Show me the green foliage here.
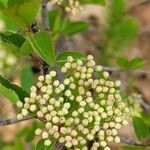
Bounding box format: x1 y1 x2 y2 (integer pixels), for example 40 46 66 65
27 31 56 65
56 51 86 65
129 58 146 70
0 74 29 102
0 0 8 9
0 12 19 32
100 0 139 65
132 116 150 140
0 31 25 48
61 19 88 36
2 0 40 26
0 83 19 102
120 146 145 150
116 57 145 70
36 139 56 150
20 39 32 55
21 64 33 93
48 9 88 40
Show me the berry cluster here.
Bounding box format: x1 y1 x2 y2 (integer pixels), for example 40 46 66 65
0 46 17 75
17 55 129 150
51 0 82 15
126 93 142 117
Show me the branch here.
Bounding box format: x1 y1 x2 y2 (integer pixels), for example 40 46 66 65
41 0 50 31
119 135 150 146
0 116 34 126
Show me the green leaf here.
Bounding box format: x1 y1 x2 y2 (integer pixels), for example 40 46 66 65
20 39 32 55
0 0 8 8
129 57 146 70
27 31 56 65
62 19 88 36
132 116 150 140
48 8 62 33
0 74 29 102
21 64 33 93
0 83 19 103
56 51 86 65
36 140 46 150
3 0 40 26
0 12 19 32
0 32 25 48
120 146 145 150
116 56 129 69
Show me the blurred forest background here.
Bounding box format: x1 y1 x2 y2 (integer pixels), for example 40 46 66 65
0 0 150 150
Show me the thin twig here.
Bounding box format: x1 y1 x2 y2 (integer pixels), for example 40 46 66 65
41 0 50 31
0 116 34 126
119 135 150 146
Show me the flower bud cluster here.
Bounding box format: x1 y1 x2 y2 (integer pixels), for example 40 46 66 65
17 55 129 150
0 47 17 75
126 93 142 117
51 0 82 15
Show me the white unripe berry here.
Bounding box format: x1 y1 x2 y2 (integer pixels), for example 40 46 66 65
58 97 64 102
16 101 23 108
30 92 36 98
71 130 77 137
67 56 73 62
96 65 102 71
87 55 94 60
47 105 54 111
44 139 51 146
59 137 65 143
22 109 28 116
103 71 109 79
100 141 107 147
70 83 76 89
77 60 83 66
65 142 72 148
38 75 44 81
41 107 48 114
80 139 86 145
72 138 78 145
35 128 42 135
42 131 49 139
76 96 82 102
24 97 30 103
115 80 121 87
37 111 43 117
53 132 60 139
61 67 67 73
30 105 36 112
64 103 71 109
45 122 52 129
50 110 57 116
80 101 86 107
122 119 128 125
64 78 70 85
114 136 121 143
87 134 94 140
45 114 52 121
53 80 59 87
104 146 111 150
50 71 56 77
17 114 23 120
71 63 77 69
65 90 71 97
